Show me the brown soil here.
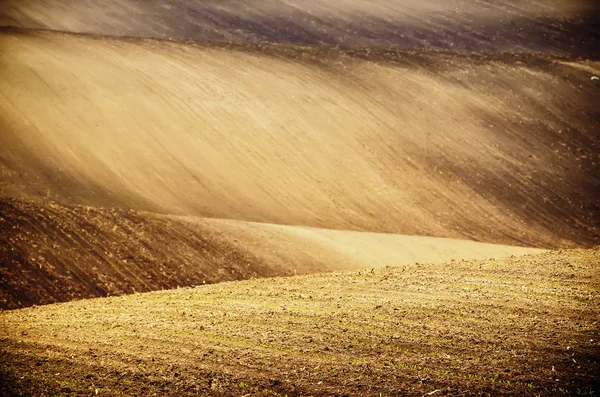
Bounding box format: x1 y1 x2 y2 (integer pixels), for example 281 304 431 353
1 0 598 56
0 196 543 309
0 2 598 395
0 197 288 310
1 248 598 396
1 30 598 249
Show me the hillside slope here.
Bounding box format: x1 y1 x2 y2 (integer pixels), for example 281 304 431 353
1 29 598 247
1 0 598 55
0 197 543 309
1 248 598 396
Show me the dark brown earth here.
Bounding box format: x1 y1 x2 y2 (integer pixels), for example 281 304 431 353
1 197 544 310
1 0 599 56
1 248 598 396
0 197 287 310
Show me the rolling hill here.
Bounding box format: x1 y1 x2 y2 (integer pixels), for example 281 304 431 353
0 196 544 309
1 0 598 55
0 1 598 395
1 248 598 396
1 27 598 308
1 29 598 249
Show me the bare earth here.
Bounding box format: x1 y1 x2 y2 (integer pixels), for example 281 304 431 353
0 197 543 309
2 27 597 310
1 30 598 248
1 0 598 55
0 1 599 395
1 248 598 396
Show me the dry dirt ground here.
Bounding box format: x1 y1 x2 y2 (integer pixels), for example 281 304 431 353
1 248 598 396
1 0 598 56
0 1 599 395
1 29 598 248
0 197 543 309
2 27 597 311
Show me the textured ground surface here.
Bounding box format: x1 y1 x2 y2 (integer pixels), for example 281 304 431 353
0 2 598 395
1 248 598 396
1 0 598 56
0 197 544 309
1 28 598 309
1 30 598 249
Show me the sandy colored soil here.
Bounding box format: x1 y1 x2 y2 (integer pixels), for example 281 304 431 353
0 197 544 309
0 1 598 394
0 0 598 55
1 29 598 249
1 248 598 396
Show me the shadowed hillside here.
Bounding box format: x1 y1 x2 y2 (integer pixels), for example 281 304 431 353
1 30 598 249
0 197 544 309
1 0 599 56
